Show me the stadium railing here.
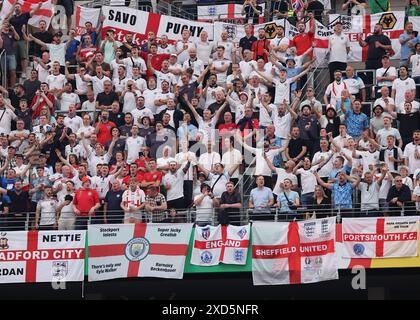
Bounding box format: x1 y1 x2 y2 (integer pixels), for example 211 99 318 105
0 49 6 90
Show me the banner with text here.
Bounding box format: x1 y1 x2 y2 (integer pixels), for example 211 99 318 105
101 6 214 46
252 218 338 286
0 231 85 283
88 223 193 282
75 5 101 36
342 217 419 258
191 224 250 266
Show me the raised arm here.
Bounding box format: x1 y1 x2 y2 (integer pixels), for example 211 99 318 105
182 93 200 122
313 171 333 190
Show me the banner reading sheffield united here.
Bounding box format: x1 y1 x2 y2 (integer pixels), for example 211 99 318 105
88 223 193 282
252 218 338 286
0 231 86 283
191 224 250 266
342 217 419 258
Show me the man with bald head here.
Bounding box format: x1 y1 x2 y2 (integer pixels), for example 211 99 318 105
182 47 204 78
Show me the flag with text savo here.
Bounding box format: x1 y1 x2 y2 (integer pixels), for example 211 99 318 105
342 217 419 258
0 230 86 283
88 223 193 282
252 217 338 286
191 224 250 266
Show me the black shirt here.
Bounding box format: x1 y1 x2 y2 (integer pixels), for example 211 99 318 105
306 1 324 22
104 189 124 222
288 138 307 160
179 81 199 112
109 111 125 127
220 191 241 214
239 35 258 53
119 124 133 137
7 190 29 213
96 91 119 107
32 31 53 57
365 34 391 62
105 138 126 164
9 12 31 38
15 109 33 130
386 185 412 204
23 79 41 102
396 112 420 138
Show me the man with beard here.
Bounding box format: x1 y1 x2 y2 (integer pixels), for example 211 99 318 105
297 104 321 158
163 160 191 210
251 28 270 63
359 23 392 70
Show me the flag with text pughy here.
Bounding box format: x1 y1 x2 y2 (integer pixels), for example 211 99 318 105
0 231 86 283
191 224 250 266
252 218 338 286
88 223 193 282
0 0 54 28
342 217 419 258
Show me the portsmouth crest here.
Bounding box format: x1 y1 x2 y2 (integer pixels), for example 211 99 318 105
237 227 247 239
201 251 213 264
353 243 365 256
0 233 9 250
125 237 150 261
52 261 68 280
201 227 211 240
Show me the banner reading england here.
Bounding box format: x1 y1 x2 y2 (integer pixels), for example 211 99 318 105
101 6 214 45
342 217 419 258
88 223 193 282
191 224 250 266
252 218 338 286
0 231 86 283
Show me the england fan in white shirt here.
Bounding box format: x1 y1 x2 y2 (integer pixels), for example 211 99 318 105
131 66 148 92
121 80 141 114
327 21 350 82
376 55 397 90
396 90 420 113
58 82 81 111
46 61 66 95
64 63 89 96
343 66 366 101
117 46 147 79
211 46 231 87
34 52 52 83
270 25 290 61
324 70 347 109
110 48 125 80
63 104 83 133
121 178 146 223
176 29 196 65
410 42 420 83
142 77 160 113
131 96 155 125
77 113 95 141
82 65 111 98
150 59 177 89
255 91 274 128
82 135 117 176
158 35 175 55
262 97 299 140
216 31 235 61
154 81 175 115
239 50 258 81
373 86 395 113
125 125 145 164
312 138 334 179
199 142 221 172
182 48 205 77
203 74 224 108
112 65 130 95
163 160 190 210
195 30 214 66
64 132 84 160
91 164 122 201
391 65 416 108
404 130 420 175
56 181 76 230
35 186 58 230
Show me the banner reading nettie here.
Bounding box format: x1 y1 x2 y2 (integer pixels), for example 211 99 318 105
342 217 419 258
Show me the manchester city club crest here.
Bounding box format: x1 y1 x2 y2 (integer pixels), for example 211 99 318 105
237 228 247 239
234 249 245 263
52 261 68 280
0 233 9 250
201 227 211 240
353 243 365 256
125 237 150 261
201 251 213 264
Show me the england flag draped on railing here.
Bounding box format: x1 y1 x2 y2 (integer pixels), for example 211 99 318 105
342 217 419 258
191 224 250 266
252 218 338 286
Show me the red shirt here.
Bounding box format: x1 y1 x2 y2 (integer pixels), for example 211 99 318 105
290 31 314 57
134 157 151 171
142 171 162 194
73 188 100 216
251 39 270 63
140 52 171 78
96 121 116 145
122 173 144 186
31 93 55 118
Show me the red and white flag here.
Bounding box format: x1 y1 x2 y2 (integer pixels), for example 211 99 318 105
0 0 54 28
88 223 193 282
191 224 250 266
342 217 419 258
0 231 86 284
75 5 101 36
197 3 265 22
252 218 338 286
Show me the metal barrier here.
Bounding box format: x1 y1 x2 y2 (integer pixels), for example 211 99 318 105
2 204 417 231
0 49 7 89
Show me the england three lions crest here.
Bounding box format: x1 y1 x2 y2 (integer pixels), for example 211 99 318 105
52 261 68 280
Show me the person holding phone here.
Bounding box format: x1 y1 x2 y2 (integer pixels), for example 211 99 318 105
144 185 167 223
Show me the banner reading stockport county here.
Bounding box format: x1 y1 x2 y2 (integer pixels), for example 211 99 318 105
252 217 338 286
0 231 86 283
342 217 419 258
88 223 193 282
101 6 214 46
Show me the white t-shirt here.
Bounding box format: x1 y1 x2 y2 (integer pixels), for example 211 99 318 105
271 111 292 139
64 115 83 133
194 194 213 222
343 76 365 95
355 150 380 176
273 168 298 196
58 193 75 220
110 59 124 80
410 54 420 77
312 150 334 178
37 198 58 226
196 40 214 65
91 175 115 199
46 43 66 66
175 151 196 181
216 40 235 60
154 70 177 88
35 61 52 83
65 143 84 160
239 60 257 80
60 92 80 112
358 182 380 211
414 185 420 212
131 107 154 125
162 169 185 201
122 89 141 114
392 77 416 107
329 33 350 63
376 66 397 87
122 56 147 79
403 143 420 175
125 136 145 164
325 81 347 107
88 153 110 176
271 36 290 60
84 75 111 97
213 58 231 83
199 152 221 172
143 88 161 113
113 77 130 94
377 127 402 146
273 78 292 104
0 108 17 134
296 168 317 195
182 58 204 76
221 148 242 179
176 40 196 65
46 73 66 92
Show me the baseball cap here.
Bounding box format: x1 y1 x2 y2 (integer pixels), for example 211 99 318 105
81 176 91 183
286 57 296 64
54 31 63 37
198 171 206 177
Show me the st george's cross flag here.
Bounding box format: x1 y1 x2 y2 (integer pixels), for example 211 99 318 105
88 223 193 282
0 231 86 283
75 5 101 36
342 217 419 258
191 224 250 266
252 218 338 286
0 0 54 28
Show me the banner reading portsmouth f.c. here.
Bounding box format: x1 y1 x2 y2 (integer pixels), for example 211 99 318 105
342 217 419 258
0 231 85 283
191 224 250 266
252 218 338 286
88 223 192 282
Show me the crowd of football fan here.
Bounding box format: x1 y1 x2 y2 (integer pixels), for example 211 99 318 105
0 0 419 231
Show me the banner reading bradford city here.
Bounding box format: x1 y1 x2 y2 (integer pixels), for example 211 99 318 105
0 231 86 283
101 6 214 45
88 223 193 281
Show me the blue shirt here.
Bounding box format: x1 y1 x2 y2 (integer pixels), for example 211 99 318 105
277 191 300 213
328 165 351 181
332 182 353 209
400 33 413 61
30 176 52 202
287 67 301 91
345 109 369 138
65 39 80 62
269 136 283 167
250 187 274 211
